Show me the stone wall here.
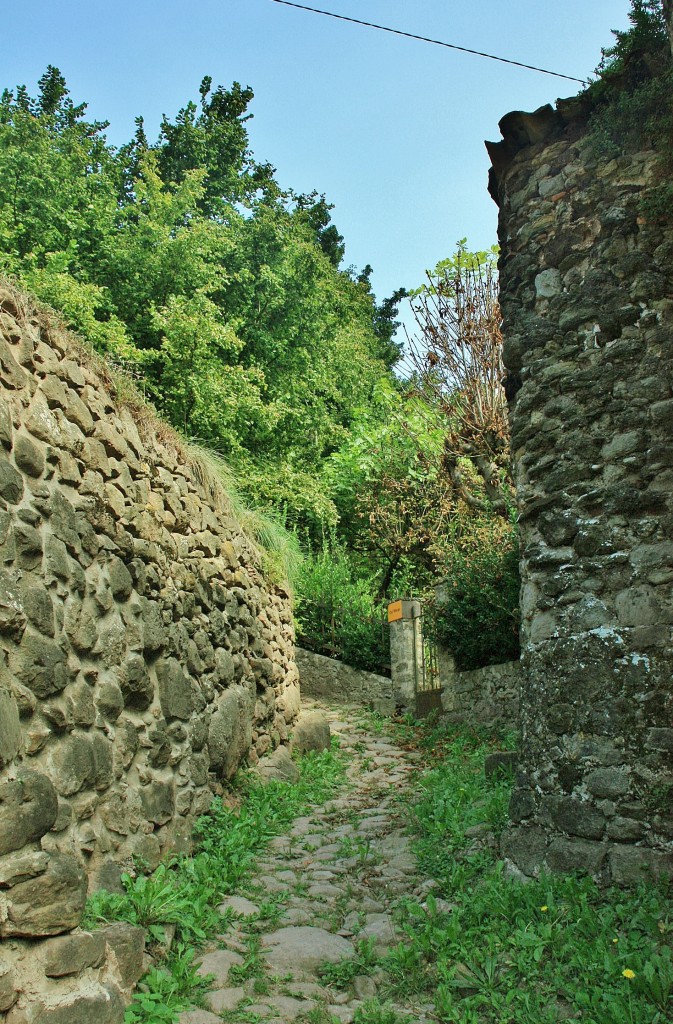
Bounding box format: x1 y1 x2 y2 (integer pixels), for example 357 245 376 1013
0 285 299 1017
296 648 395 715
440 655 520 731
487 88 673 882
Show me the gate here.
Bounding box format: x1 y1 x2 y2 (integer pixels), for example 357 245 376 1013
388 600 443 718
414 613 443 719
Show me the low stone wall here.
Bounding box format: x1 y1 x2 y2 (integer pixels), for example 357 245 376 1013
440 656 520 731
0 285 299 1019
296 648 395 715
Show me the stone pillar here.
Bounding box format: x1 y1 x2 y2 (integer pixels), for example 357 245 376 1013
388 600 422 712
487 98 673 885
437 646 457 715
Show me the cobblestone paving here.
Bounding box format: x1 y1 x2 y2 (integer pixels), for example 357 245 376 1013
179 700 435 1024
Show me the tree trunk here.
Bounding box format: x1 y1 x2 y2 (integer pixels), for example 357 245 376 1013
665 0 673 60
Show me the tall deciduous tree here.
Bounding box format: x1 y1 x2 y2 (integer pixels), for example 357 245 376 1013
405 243 511 518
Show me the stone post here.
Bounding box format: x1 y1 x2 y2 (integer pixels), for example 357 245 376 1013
388 600 422 712
437 646 457 714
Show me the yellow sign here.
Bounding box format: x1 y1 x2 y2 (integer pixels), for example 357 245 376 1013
388 600 403 623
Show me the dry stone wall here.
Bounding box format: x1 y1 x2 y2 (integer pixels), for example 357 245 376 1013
296 648 395 715
487 93 673 883
440 656 520 731
0 285 299 1018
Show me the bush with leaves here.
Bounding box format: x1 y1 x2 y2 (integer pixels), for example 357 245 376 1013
427 518 520 671
294 547 390 675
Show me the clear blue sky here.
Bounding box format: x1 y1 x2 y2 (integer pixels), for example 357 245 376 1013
4 1 632 326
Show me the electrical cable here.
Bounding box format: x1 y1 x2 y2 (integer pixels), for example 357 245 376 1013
269 0 587 85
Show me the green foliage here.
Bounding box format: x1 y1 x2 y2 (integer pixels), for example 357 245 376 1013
124 947 210 1024
0 68 399 540
294 546 390 674
428 521 520 671
587 1 673 229
588 68 673 160
379 715 673 1024
409 239 500 299
596 0 669 79
352 1001 410 1024
319 938 379 987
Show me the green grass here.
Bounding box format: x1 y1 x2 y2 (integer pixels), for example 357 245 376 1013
84 746 348 1024
377 716 673 1024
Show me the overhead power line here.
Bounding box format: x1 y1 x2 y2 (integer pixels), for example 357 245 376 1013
269 0 587 85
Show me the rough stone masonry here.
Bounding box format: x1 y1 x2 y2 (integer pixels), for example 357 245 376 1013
486 73 673 884
0 285 299 1019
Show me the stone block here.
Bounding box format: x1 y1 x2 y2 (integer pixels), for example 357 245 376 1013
0 460 23 503
0 850 49 886
0 964 18 1013
645 728 673 753
545 837 607 875
609 845 673 885
99 922 147 989
535 268 562 297
0 685 21 767
0 852 87 937
13 434 44 477
584 768 630 800
0 570 27 638
20 583 55 636
607 817 647 841
207 685 254 779
15 629 68 698
552 797 606 841
119 653 154 710
7 985 126 1024
139 598 164 651
0 400 13 450
43 929 107 976
48 732 96 797
500 826 548 877
108 556 133 601
255 745 300 785
140 780 174 825
291 710 331 754
0 770 58 856
96 680 124 721
156 657 193 721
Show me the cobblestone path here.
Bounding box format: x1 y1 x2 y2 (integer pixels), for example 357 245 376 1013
178 699 436 1024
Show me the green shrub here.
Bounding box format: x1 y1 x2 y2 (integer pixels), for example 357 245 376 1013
588 69 673 159
294 547 390 675
429 528 520 671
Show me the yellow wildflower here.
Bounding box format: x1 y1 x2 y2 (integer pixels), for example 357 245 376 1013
613 938 619 944
622 969 636 980
540 906 548 912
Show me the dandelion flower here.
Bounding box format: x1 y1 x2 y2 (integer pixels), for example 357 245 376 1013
613 938 619 944
540 906 548 912
622 969 636 979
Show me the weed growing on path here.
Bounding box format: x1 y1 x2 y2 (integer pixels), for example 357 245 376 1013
85 746 348 1024
319 937 379 988
384 716 673 1024
352 998 411 1024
